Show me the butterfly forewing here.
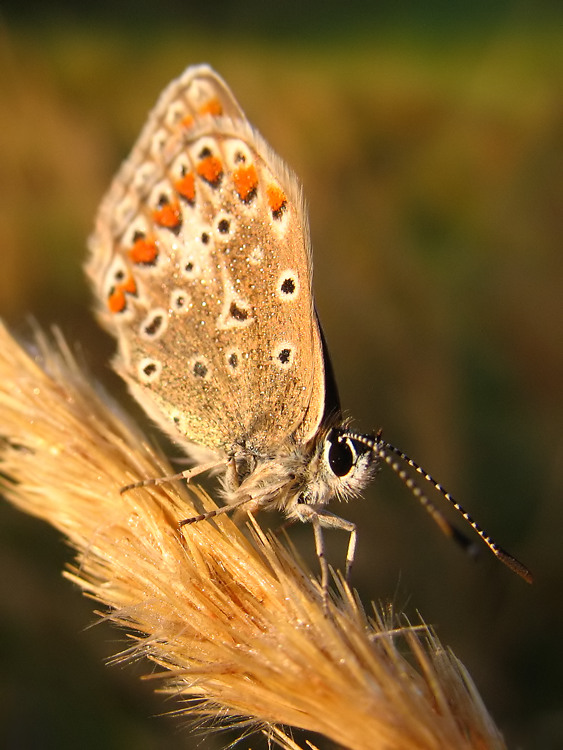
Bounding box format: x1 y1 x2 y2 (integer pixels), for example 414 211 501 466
87 66 325 455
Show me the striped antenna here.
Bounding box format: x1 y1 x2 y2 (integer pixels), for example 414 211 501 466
344 430 533 584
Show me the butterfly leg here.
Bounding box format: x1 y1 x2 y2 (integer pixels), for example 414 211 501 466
344 523 357 583
120 460 224 494
311 516 329 604
179 494 253 526
312 511 357 605
315 510 357 583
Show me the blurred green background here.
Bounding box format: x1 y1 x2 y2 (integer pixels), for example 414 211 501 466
0 2 561 748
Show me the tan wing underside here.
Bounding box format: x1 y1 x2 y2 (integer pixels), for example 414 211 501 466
87 65 326 455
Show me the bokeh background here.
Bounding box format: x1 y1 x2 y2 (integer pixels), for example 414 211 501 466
0 2 561 748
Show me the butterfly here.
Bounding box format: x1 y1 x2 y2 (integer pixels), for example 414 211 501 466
87 65 532 593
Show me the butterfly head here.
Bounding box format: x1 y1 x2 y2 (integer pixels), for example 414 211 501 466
295 427 380 510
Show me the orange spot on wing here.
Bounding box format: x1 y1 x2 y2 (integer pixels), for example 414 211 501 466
197 155 223 186
108 288 126 314
234 164 258 202
128 238 159 265
198 97 223 117
152 198 182 229
266 184 287 217
175 171 196 203
182 99 222 130
122 275 137 295
108 275 137 314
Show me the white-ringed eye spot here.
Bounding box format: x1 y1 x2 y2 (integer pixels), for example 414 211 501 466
217 217 231 234
277 270 299 301
170 289 191 313
224 139 251 167
229 300 250 323
138 358 162 384
273 342 295 369
123 217 149 248
188 137 214 162
149 180 169 205
107 257 127 287
140 308 168 340
181 255 202 279
216 264 254 330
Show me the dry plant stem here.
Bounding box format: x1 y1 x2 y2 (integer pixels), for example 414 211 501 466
0 322 507 750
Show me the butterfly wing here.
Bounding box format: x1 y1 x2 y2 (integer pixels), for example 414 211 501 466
87 65 326 456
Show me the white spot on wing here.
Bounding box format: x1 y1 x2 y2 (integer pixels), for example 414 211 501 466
140 308 168 340
138 357 162 384
123 217 149 248
216 263 253 330
276 270 299 301
248 245 264 266
272 342 296 369
170 288 192 313
149 181 174 211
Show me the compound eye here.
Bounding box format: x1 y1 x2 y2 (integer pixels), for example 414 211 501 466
328 438 355 477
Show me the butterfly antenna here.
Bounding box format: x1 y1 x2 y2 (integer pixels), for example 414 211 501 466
362 433 532 584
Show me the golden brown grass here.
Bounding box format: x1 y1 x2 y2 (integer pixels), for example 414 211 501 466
0 321 507 749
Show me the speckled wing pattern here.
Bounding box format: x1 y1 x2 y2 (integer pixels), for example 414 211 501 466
87 66 325 456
